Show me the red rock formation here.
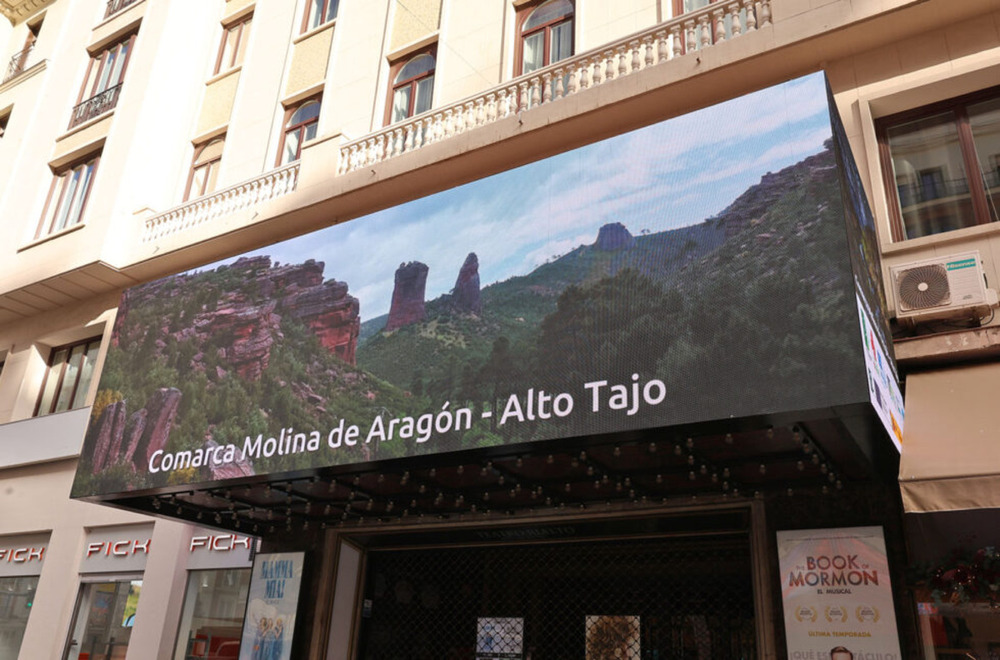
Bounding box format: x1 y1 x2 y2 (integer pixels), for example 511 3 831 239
452 252 482 314
90 401 127 474
134 388 182 471
121 409 147 467
279 279 360 364
196 302 281 381
386 261 429 331
127 256 361 382
595 222 635 251
267 259 325 291
229 255 272 274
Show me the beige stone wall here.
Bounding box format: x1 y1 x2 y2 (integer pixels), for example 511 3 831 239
224 0 255 20
324 0 391 136
219 0 296 183
389 0 441 52
286 23 333 97
197 68 240 135
579 0 657 52
49 114 110 164
435 0 505 105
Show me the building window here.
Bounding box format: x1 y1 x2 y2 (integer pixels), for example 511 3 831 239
174 569 251 660
185 137 225 201
34 336 101 417
878 87 1000 241
674 0 719 13
36 154 100 239
517 0 574 76
0 110 9 139
387 49 435 125
4 17 41 83
215 13 252 75
0 576 38 659
70 33 136 129
302 0 339 32
278 97 320 165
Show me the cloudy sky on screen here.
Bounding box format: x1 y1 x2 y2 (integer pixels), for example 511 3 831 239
202 73 832 320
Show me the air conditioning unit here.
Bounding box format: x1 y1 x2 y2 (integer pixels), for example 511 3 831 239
889 251 998 324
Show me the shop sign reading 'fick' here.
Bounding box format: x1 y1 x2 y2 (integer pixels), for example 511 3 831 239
0 533 49 577
189 534 253 553
71 72 900 498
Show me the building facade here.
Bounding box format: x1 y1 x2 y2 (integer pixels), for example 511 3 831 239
0 0 997 658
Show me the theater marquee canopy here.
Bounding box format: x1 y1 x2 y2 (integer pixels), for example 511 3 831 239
73 73 902 518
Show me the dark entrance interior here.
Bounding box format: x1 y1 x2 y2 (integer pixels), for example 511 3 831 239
356 513 757 660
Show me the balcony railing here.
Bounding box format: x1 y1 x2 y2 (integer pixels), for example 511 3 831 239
69 83 123 129
105 0 140 19
142 162 301 243
3 44 33 83
338 0 771 174
142 1 770 242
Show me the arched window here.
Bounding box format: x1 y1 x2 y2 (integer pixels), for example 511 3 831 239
518 0 574 75
185 137 225 201
388 51 436 124
279 98 321 165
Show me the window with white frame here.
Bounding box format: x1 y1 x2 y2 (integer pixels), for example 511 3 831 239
387 49 435 125
278 97 321 165
215 13 252 75
302 0 339 32
517 0 574 76
35 154 100 239
34 336 101 417
185 137 225 201
70 33 136 128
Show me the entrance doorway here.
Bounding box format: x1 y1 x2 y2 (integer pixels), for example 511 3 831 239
355 519 756 659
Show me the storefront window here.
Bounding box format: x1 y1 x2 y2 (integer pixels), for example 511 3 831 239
917 599 1000 659
64 578 142 660
0 576 37 660
174 569 251 660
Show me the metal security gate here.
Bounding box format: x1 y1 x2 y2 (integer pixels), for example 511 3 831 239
356 532 756 659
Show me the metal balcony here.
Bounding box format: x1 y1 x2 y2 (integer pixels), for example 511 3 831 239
3 44 32 83
105 0 139 19
69 83 123 129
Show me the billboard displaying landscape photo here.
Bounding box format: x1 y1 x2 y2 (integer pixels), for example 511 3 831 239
73 72 890 498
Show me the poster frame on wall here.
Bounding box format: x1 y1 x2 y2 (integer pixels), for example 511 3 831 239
237 551 305 660
777 526 902 660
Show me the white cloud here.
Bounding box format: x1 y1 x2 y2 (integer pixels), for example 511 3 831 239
204 74 833 319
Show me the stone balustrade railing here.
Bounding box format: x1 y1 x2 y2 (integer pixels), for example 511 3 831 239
338 0 770 174
142 162 299 243
141 2 769 242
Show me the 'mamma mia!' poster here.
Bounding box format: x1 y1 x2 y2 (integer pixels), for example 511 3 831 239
777 527 901 660
238 552 304 660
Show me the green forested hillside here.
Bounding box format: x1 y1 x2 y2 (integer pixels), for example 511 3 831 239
356 142 861 426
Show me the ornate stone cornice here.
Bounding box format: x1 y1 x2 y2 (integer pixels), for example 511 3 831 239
1 0 56 25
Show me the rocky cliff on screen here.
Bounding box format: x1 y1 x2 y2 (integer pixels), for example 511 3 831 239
451 252 482 314
120 256 360 379
385 261 429 331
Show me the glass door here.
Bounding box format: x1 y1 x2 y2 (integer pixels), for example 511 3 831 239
63 578 143 660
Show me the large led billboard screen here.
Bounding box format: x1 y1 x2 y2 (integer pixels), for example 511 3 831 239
72 73 899 498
